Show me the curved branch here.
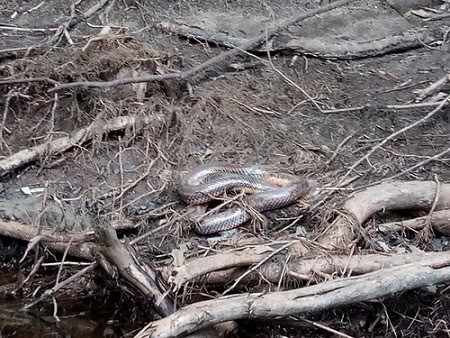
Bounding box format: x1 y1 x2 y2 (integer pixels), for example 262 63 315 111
319 181 450 249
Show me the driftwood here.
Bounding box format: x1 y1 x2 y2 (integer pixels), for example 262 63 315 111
138 251 450 338
0 114 164 176
318 181 450 249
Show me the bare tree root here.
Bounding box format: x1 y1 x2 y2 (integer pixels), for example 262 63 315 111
168 248 450 287
377 209 450 235
138 252 450 338
318 181 450 249
0 114 164 176
158 21 433 59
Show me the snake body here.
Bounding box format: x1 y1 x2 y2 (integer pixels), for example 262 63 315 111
179 163 310 235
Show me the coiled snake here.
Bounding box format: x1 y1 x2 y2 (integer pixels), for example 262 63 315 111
179 163 310 235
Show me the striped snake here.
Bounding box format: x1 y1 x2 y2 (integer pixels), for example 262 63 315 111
178 163 310 235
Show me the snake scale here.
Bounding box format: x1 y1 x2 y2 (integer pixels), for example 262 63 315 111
179 163 310 235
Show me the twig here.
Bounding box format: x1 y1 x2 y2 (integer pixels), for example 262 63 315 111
300 318 355 338
355 146 450 189
322 99 449 114
427 176 441 226
0 89 13 153
55 238 73 285
115 158 158 201
14 256 45 293
103 182 166 216
0 77 59 86
24 263 97 309
0 25 58 33
222 241 297 295
339 95 449 185
325 133 354 165
48 0 349 92
130 209 192 245
47 92 59 139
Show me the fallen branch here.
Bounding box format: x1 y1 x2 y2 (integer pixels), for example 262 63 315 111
0 218 136 261
0 114 164 176
48 0 349 92
138 251 450 338
0 219 97 261
318 181 450 249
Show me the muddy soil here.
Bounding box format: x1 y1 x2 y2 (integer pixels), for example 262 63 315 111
0 0 449 337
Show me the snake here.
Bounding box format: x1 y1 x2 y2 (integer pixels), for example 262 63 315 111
178 163 310 235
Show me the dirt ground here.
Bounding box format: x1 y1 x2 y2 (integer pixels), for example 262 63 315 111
0 0 450 337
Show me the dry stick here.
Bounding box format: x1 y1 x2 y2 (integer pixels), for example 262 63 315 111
55 238 73 285
300 318 355 338
355 146 450 189
339 95 449 186
322 99 449 114
14 256 46 293
48 0 349 92
0 90 13 152
0 77 60 86
427 176 442 227
139 253 450 338
24 263 97 309
325 133 355 165
130 209 192 245
222 241 297 295
114 158 158 201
